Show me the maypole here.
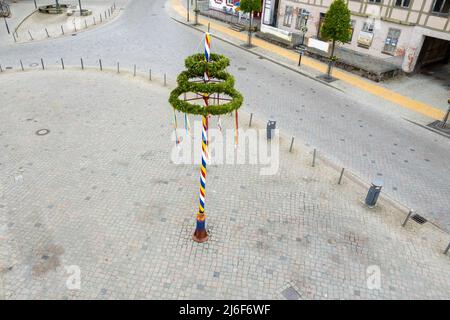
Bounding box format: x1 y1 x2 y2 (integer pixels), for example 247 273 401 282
193 33 212 243
169 34 243 244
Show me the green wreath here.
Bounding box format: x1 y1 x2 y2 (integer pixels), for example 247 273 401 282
169 53 243 116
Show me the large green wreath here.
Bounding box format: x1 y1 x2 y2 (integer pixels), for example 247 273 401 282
169 53 243 116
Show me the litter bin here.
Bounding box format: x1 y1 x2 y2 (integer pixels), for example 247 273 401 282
365 179 383 207
267 120 276 139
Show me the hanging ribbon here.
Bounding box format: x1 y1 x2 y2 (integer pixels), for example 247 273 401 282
234 109 239 147
173 108 181 146
184 113 191 136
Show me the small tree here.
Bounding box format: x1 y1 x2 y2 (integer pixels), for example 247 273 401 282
240 0 261 47
321 0 351 79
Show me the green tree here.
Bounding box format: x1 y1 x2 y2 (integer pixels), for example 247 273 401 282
321 0 351 79
239 0 261 47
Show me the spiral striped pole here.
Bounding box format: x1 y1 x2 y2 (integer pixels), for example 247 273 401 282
193 33 211 243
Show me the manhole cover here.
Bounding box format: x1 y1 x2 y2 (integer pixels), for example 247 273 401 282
411 214 427 225
36 129 50 136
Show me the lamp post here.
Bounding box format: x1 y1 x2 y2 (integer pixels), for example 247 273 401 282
297 9 309 67
78 0 82 16
194 0 199 25
187 0 190 22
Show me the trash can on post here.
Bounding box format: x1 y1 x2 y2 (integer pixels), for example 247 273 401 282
267 120 276 139
365 178 383 207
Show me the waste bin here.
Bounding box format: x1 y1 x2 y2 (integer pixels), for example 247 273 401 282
267 120 276 139
365 179 383 207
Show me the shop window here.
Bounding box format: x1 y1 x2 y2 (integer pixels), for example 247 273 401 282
383 28 401 54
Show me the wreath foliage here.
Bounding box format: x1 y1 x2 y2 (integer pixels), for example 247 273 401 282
169 53 243 116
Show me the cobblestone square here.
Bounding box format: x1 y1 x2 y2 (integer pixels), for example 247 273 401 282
0 69 448 299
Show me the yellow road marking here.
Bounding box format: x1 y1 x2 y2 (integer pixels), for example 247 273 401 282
171 0 444 119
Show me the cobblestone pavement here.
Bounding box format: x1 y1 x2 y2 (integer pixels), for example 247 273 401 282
0 0 449 231
0 70 449 299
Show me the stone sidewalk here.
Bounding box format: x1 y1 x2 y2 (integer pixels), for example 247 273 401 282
0 68 449 299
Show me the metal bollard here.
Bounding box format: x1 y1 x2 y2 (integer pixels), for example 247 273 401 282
12 32 16 42
80 58 84 70
266 120 276 139
61 25 64 35
28 30 33 40
93 17 96 25
0 64 2 72
100 13 103 22
249 113 253 127
40 58 44 70
338 167 345 185
149 69 152 80
99 59 103 71
20 60 24 71
45 28 49 38
164 73 167 86
61 58 65 69
117 62 120 73
312 148 316 167
134 65 136 76
289 136 295 153
444 242 450 255
85 20 88 29
441 100 450 128
365 179 383 207
402 210 414 227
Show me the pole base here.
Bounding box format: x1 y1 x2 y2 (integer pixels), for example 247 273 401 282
192 229 209 243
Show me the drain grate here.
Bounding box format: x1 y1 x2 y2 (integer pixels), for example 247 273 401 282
411 214 427 225
427 120 450 135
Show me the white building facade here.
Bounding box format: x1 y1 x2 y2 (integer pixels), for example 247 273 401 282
261 0 450 72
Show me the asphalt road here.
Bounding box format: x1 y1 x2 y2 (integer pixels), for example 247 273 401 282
1 0 449 231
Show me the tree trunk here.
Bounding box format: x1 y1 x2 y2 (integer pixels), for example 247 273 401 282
326 39 335 79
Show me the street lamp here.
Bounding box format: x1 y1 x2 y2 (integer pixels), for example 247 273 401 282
78 0 83 16
194 0 199 25
297 9 309 67
186 0 190 22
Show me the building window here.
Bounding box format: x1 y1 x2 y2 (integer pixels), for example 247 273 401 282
317 12 326 39
347 20 356 43
362 22 375 33
431 0 450 15
226 0 233 5
368 0 382 3
283 6 294 27
395 0 410 7
295 8 306 30
383 28 401 54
